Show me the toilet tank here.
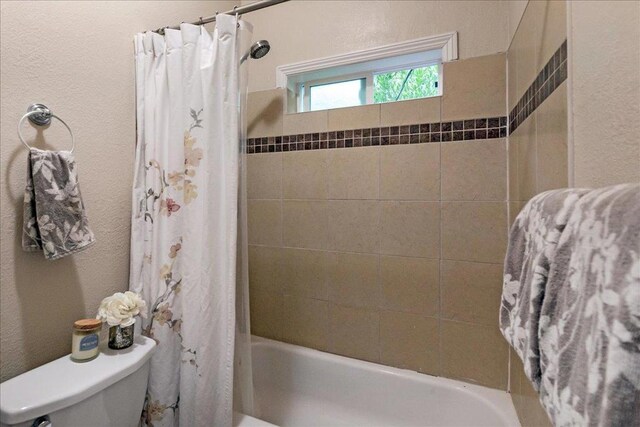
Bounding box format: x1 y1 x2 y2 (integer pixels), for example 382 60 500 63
0 336 156 427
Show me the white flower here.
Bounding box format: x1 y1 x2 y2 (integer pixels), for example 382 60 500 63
124 291 148 319
97 291 147 326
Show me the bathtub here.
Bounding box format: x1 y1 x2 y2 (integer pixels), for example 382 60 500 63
245 336 520 427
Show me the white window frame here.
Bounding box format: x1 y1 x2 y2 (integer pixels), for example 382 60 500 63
277 32 458 113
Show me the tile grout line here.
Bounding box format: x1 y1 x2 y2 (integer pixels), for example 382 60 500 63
377 143 382 364
252 197 511 203
279 150 285 341
247 243 506 265
321 149 330 333
505 47 513 395
438 95 444 377
251 198 512 205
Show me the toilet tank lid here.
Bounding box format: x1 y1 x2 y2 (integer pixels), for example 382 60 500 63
0 335 156 425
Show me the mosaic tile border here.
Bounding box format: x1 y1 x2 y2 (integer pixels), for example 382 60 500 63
509 40 567 134
246 116 507 154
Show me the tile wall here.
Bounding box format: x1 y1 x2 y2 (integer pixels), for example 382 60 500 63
246 0 569 421
246 53 511 390
507 1 568 425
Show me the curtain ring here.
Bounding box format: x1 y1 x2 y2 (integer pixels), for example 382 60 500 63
234 6 241 27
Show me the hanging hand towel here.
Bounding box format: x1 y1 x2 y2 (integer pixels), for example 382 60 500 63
22 149 95 260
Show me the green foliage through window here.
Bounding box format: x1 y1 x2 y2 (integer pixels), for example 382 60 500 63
373 65 439 103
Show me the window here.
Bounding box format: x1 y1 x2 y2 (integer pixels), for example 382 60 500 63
277 33 458 113
299 62 442 112
374 65 440 103
308 78 366 111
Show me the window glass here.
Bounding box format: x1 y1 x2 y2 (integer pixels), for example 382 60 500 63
309 78 365 111
374 64 439 103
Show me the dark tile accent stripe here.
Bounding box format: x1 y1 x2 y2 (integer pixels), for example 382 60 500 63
509 40 567 134
246 116 507 154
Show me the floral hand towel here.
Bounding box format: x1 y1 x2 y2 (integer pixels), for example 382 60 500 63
22 149 95 260
500 183 640 426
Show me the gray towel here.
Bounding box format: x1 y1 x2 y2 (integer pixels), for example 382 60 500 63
22 149 95 260
500 183 640 426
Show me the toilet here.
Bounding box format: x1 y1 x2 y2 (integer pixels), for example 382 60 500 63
0 336 156 427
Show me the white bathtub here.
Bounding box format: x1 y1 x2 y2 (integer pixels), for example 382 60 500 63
246 336 520 427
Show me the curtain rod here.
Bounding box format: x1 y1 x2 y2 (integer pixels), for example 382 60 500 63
152 0 290 35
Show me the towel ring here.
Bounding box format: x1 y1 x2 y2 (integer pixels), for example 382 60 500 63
17 104 75 153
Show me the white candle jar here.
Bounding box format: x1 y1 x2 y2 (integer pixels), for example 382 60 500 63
71 319 102 362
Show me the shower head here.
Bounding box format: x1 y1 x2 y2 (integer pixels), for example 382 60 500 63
241 40 270 64
250 40 270 59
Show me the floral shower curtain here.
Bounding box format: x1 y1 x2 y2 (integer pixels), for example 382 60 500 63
130 15 254 427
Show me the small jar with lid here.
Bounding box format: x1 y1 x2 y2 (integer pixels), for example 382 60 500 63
71 319 102 362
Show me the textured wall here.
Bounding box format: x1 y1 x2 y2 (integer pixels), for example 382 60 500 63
242 0 509 92
568 0 640 187
245 53 511 390
0 0 234 382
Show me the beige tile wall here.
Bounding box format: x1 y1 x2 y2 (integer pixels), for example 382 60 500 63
247 53 510 391
506 1 567 425
508 0 568 205
509 81 568 213
509 351 554 427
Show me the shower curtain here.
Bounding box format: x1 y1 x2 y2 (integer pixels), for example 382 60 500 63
130 15 254 427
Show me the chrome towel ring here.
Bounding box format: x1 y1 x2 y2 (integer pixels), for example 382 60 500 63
17 104 75 153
